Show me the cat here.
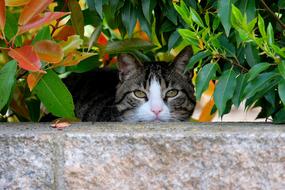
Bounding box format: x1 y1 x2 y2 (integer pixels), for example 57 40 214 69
64 46 196 122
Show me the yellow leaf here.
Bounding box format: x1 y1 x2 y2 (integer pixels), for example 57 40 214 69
198 97 216 122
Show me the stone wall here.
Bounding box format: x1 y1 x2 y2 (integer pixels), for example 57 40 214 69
0 123 284 190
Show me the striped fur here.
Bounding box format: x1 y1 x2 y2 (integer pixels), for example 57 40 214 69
65 46 195 121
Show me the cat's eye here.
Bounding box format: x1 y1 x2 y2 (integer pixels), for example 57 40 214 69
166 89 179 98
134 90 147 98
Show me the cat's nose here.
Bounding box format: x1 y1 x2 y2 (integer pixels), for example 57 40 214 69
151 107 163 115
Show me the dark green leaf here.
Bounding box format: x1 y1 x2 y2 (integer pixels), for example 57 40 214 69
68 0 85 38
4 12 22 47
67 55 101 73
218 0 231 36
278 60 285 80
33 70 75 118
195 63 218 100
104 38 154 54
26 98 41 122
244 72 278 98
168 31 181 50
279 0 285 8
245 43 260 67
248 62 270 81
121 2 137 36
232 74 248 107
142 0 157 23
213 68 237 115
273 108 285 124
83 9 101 26
95 0 103 18
32 26 51 44
278 79 285 105
0 60 17 111
86 0 96 11
187 50 211 70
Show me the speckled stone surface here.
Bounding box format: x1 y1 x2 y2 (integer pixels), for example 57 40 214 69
0 123 285 190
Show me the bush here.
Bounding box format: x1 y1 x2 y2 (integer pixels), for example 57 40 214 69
0 0 285 123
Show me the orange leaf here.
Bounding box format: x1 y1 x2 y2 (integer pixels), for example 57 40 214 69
27 72 44 91
198 97 216 122
8 46 45 72
0 0 5 33
53 25 76 41
0 30 2 39
59 51 95 67
34 40 64 63
5 0 31 6
18 0 52 25
18 12 70 35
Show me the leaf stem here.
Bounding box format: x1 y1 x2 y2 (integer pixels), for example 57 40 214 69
260 0 285 30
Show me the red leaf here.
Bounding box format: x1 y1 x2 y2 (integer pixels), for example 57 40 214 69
18 12 70 35
53 25 75 41
34 40 64 63
0 0 5 33
8 45 45 72
18 0 52 26
98 32 108 45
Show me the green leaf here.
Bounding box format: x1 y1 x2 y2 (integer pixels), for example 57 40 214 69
33 70 75 119
190 7 204 27
0 60 17 111
168 31 181 50
267 23 274 45
86 0 96 11
67 55 101 73
245 43 260 67
258 14 266 40
177 29 199 46
95 0 103 18
213 68 237 115
4 12 22 47
187 50 211 70
213 15 220 31
218 0 231 36
68 0 85 38
142 0 157 23
248 62 270 81
104 38 154 54
244 72 278 98
232 74 248 107
195 63 218 100
273 108 285 124
278 79 285 105
121 2 137 36
32 26 51 44
278 60 285 80
279 0 285 8
26 98 41 122
173 1 192 26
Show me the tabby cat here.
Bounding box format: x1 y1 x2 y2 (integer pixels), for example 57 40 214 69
64 46 196 122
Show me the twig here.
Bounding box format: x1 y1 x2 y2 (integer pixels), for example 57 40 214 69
260 0 285 30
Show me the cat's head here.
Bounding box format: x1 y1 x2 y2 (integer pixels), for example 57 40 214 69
115 46 195 122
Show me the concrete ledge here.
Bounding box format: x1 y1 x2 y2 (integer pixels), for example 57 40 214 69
0 123 285 189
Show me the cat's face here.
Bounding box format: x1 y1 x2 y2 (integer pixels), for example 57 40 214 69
115 46 196 122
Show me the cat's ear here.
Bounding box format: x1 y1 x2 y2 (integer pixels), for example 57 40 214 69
173 46 193 77
118 54 142 80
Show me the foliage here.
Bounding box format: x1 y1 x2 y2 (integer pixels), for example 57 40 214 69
0 0 285 123
174 0 285 123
